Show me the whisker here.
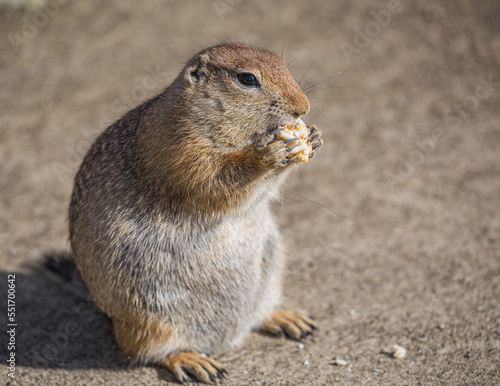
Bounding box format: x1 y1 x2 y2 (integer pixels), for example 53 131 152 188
299 61 316 88
284 190 350 225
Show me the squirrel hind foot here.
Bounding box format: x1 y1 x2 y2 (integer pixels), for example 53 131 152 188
161 352 228 384
112 317 229 383
261 310 318 341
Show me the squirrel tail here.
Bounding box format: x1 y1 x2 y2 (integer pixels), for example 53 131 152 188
38 250 91 301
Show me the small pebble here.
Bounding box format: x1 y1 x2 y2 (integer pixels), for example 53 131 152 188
393 345 407 359
298 343 305 349
349 309 356 316
303 360 309 366
333 358 348 366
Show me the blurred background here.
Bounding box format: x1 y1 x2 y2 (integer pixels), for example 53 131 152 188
1 0 499 384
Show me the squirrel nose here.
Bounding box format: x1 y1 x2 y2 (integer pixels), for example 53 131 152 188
292 95 310 118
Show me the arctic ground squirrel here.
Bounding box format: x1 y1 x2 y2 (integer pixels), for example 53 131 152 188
69 42 323 383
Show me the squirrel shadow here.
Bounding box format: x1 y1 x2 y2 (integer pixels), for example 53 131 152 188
0 255 186 383
0 256 124 371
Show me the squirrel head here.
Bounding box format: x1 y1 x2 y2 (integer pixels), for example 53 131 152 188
177 43 310 150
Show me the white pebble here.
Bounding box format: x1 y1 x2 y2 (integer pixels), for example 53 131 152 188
393 345 407 359
333 358 348 366
349 309 356 316
303 360 309 366
298 343 305 349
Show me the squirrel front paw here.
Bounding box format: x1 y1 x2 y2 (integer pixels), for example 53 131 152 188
253 124 323 168
253 128 301 169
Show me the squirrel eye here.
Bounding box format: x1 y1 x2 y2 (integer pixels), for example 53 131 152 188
238 73 260 87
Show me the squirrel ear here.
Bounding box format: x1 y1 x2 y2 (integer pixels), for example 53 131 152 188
185 54 210 85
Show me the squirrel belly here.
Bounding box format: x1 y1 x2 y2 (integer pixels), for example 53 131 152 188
115 203 284 363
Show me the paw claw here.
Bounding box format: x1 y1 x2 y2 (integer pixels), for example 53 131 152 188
307 126 316 138
283 137 300 145
306 124 323 157
217 372 226 381
286 143 299 153
268 126 286 136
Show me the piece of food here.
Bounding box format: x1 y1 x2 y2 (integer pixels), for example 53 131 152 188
276 119 312 162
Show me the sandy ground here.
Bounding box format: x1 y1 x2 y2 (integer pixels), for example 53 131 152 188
1 0 499 384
